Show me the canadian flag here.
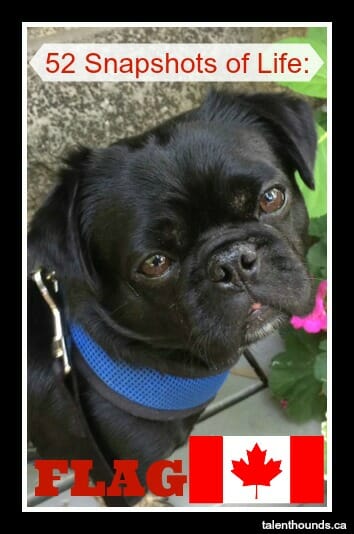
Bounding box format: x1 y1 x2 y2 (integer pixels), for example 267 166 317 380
189 435 324 504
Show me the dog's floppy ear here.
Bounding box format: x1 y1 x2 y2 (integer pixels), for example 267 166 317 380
239 93 317 189
28 147 97 291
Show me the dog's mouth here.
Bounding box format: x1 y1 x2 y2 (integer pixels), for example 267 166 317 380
243 302 287 344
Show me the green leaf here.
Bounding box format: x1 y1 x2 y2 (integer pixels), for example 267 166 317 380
314 351 326 384
281 324 323 355
269 327 327 422
277 36 326 98
309 215 327 240
314 109 327 131
315 342 327 397
286 382 326 421
319 340 327 352
296 124 327 218
307 215 326 278
270 346 326 422
307 27 327 44
307 239 327 278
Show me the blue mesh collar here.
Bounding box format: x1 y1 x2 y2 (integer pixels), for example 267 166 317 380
70 323 229 421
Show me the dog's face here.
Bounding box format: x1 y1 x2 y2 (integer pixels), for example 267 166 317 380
30 92 317 373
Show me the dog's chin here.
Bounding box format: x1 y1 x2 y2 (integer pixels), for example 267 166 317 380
243 306 288 346
188 306 288 372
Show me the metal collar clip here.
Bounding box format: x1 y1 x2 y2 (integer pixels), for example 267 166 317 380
31 269 71 375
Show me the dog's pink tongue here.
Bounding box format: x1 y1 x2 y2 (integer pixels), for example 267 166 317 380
251 302 262 310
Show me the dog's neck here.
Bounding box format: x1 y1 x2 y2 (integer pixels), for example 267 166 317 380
68 293 236 378
70 322 230 421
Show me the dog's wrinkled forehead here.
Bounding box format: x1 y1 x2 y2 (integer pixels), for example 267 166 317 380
122 123 283 223
132 122 279 183
85 121 287 249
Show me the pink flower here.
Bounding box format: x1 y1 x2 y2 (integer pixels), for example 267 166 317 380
290 281 327 334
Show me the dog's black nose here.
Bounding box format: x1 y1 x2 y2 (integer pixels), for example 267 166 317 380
207 243 258 285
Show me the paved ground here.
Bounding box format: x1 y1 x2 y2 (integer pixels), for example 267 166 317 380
26 24 320 510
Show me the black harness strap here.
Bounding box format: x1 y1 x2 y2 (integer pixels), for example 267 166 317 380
52 359 129 507
30 269 129 507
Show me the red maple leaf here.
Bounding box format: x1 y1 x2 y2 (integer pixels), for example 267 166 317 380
231 443 282 499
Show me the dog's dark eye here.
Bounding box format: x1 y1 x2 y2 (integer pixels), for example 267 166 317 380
259 187 285 214
139 254 172 277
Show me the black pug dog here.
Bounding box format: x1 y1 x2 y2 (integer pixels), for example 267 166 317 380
28 90 316 506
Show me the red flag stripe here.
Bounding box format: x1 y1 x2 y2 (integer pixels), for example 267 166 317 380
189 436 223 503
290 436 324 503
